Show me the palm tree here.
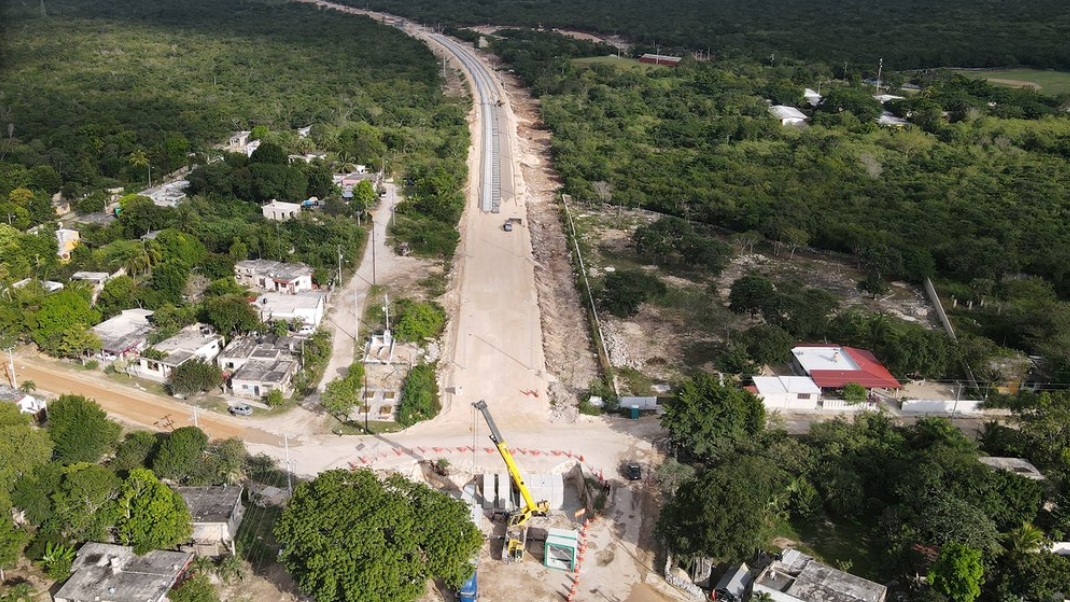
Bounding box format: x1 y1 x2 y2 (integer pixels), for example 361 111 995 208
19 379 35 393
751 591 775 602
1003 522 1046 555
127 148 151 187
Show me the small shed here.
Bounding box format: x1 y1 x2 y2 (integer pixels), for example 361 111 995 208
714 562 753 602
174 486 245 556
544 528 579 571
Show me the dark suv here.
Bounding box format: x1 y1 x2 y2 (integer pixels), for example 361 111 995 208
625 462 642 481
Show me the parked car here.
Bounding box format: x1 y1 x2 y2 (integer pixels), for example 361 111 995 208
229 404 253 416
624 462 642 481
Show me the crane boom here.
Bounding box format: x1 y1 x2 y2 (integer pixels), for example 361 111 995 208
473 400 542 514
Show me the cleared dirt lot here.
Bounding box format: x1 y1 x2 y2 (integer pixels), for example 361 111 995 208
573 206 939 387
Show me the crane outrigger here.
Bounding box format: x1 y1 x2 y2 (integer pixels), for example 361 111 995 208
473 400 550 562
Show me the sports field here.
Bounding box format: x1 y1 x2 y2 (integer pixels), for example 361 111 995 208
952 68 1070 96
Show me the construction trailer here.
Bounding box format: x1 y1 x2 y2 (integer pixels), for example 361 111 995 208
473 400 550 562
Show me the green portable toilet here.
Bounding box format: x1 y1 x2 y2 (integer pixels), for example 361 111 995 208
630 405 640 419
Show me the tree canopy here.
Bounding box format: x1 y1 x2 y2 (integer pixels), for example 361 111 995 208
929 543 985 602
657 456 786 561
275 469 482 602
152 426 209 483
46 395 121 465
661 374 765 460
0 404 52 510
115 468 192 554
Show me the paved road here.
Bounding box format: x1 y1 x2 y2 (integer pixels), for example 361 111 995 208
430 34 502 213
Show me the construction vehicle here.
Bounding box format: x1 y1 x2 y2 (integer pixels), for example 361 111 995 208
473 400 550 562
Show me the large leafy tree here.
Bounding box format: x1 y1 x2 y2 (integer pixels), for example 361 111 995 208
48 463 122 542
115 468 192 554
656 456 786 561
110 431 160 476
275 469 482 602
321 364 364 421
0 514 29 582
31 290 101 352
153 426 209 483
728 273 776 318
46 395 121 465
169 360 223 396
598 270 666 318
205 294 261 335
661 374 765 460
929 543 984 602
0 404 52 509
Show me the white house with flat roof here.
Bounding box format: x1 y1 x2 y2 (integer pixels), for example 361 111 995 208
262 200 301 221
750 376 822 411
92 309 155 361
253 291 326 329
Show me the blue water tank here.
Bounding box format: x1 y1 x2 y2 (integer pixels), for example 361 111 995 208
458 570 478 602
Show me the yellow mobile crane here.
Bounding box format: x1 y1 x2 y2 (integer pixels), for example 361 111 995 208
473 400 550 562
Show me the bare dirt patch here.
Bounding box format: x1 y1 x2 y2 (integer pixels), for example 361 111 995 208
576 206 939 386
986 78 1041 90
498 69 601 409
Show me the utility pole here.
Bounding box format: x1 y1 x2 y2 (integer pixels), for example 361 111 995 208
364 369 370 435
875 58 883 95
191 406 199 429
337 245 343 289
6 347 16 388
371 214 377 286
283 434 293 495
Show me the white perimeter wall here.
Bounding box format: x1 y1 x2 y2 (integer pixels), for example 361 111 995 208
900 399 983 415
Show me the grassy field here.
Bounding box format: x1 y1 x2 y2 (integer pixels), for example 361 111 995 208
770 515 884 581
573 55 665 70
951 68 1070 95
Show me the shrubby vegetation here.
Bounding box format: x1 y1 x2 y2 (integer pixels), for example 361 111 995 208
485 30 1070 385
393 299 446 342
344 0 1070 69
398 363 440 427
657 378 1065 600
2 393 289 601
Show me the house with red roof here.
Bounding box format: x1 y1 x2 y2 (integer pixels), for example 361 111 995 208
790 345 901 391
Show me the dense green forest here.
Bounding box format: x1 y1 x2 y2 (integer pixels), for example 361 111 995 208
340 0 1070 69
0 0 467 364
0 0 457 195
481 29 1070 384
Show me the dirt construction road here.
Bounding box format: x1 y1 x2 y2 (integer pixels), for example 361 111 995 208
15 354 279 444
